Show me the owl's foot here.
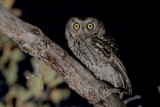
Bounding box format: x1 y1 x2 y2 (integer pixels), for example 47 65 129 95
94 71 105 80
105 88 121 97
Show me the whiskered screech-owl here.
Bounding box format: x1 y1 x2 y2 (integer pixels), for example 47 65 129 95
65 17 132 95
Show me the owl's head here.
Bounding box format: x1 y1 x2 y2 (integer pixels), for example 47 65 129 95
65 17 105 40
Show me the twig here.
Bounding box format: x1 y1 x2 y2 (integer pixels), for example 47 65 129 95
34 58 44 90
157 85 160 94
124 95 141 104
25 58 44 90
0 4 126 107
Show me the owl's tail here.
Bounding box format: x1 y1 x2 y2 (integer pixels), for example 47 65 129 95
125 78 132 95
109 54 132 95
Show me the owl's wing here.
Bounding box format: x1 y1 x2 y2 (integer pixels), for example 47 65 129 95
91 35 132 94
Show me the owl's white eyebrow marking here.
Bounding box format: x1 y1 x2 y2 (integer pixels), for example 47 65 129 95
71 18 78 23
88 20 94 23
72 20 77 23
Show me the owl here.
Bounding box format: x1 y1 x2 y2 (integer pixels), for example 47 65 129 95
65 17 132 95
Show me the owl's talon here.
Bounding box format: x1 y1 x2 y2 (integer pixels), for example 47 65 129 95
94 71 105 80
105 88 121 97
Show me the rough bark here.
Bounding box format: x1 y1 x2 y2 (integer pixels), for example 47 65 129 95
0 4 126 107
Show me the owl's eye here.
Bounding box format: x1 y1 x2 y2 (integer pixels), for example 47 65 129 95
87 23 94 30
73 23 80 30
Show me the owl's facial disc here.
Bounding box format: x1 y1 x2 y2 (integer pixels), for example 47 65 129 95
65 17 106 40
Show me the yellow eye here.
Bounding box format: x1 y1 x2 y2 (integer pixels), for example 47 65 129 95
87 23 94 29
73 23 80 30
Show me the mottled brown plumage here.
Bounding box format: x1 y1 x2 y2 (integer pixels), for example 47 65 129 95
65 17 132 95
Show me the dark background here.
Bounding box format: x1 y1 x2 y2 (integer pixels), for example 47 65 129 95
13 0 160 106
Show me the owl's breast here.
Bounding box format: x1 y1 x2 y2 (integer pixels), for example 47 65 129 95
72 39 107 73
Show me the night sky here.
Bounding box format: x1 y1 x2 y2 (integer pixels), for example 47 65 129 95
13 0 160 106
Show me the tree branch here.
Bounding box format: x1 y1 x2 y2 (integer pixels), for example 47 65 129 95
0 4 126 107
